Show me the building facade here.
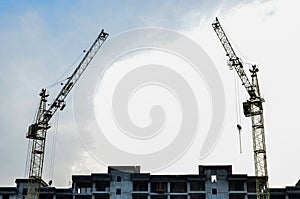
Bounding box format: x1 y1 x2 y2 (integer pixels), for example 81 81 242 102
1 165 299 199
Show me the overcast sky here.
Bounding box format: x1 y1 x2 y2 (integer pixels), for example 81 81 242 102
1 0 300 189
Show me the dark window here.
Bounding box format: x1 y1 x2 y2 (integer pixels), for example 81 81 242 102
75 195 92 199
22 188 28 195
150 196 168 199
229 180 245 191
116 189 121 195
190 181 205 191
151 182 167 193
133 181 148 191
94 194 109 199
132 195 148 199
271 196 285 199
117 176 121 182
95 181 110 191
39 194 53 199
247 181 256 192
212 188 217 195
229 194 245 199
3 195 9 199
190 194 205 199
288 195 300 199
56 196 73 199
170 196 187 199
75 196 92 199
170 182 187 193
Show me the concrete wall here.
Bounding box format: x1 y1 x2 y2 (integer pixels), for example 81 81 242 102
1 166 300 199
204 168 229 199
109 170 133 199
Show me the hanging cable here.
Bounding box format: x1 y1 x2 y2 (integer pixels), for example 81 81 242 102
49 111 59 180
45 77 69 90
24 139 32 178
25 96 42 177
237 124 242 154
233 71 243 154
222 23 247 61
31 99 40 123
53 36 94 86
234 72 241 124
44 49 87 90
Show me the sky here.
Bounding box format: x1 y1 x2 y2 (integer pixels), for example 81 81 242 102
1 0 300 188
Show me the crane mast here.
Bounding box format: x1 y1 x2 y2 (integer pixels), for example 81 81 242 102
25 29 109 199
212 18 270 199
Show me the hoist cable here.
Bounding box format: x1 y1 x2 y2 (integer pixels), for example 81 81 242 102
234 71 243 154
49 112 59 179
24 139 32 178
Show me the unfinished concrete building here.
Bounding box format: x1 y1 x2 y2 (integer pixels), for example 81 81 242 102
1 165 299 199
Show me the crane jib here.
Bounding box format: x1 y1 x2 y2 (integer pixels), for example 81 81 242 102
47 29 109 120
212 17 270 199
25 29 109 199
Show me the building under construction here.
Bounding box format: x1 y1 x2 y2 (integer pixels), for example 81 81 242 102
16 17 292 199
1 165 299 199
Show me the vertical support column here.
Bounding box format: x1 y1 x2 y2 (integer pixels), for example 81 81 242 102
72 182 76 199
250 66 269 199
92 182 95 192
244 181 247 199
285 195 289 199
187 182 190 199
91 182 95 199
90 187 95 199
167 182 170 199
148 182 151 199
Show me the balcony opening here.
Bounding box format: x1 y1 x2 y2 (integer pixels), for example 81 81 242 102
189 194 205 199
75 196 92 199
170 196 187 199
56 196 72 199
247 181 256 193
78 187 91 194
39 194 54 199
151 182 167 193
95 181 110 192
133 181 148 191
94 194 109 199
229 180 245 191
150 196 167 199
170 182 187 193
271 195 285 199
189 181 205 191
132 195 148 199
229 194 245 199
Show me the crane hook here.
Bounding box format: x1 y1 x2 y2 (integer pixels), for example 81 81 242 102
237 124 242 154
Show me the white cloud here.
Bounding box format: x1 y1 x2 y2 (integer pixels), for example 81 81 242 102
181 0 300 187
1 0 300 188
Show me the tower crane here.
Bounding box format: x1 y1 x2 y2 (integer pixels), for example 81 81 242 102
25 29 109 199
212 18 270 199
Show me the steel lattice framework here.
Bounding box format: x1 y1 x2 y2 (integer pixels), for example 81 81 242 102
26 29 109 199
212 18 270 199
